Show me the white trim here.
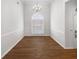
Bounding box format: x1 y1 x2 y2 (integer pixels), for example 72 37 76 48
1 35 24 58
1 30 24 58
24 34 50 36
24 35 50 36
50 34 77 49
50 30 65 49
50 35 65 49
64 47 77 49
1 29 19 37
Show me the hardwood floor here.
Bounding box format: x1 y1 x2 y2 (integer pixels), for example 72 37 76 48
3 36 77 59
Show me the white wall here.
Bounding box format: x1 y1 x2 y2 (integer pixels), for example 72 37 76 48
65 0 77 48
24 4 50 36
1 0 24 57
50 0 65 48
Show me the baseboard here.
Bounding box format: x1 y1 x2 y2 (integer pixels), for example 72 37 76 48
50 35 65 49
1 34 24 58
64 47 77 49
24 34 50 36
24 36 50 37
50 35 77 49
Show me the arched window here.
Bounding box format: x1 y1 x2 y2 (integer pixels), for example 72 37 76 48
31 12 44 34
32 12 44 20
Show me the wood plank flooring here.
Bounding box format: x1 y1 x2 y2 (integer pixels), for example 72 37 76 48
3 36 77 59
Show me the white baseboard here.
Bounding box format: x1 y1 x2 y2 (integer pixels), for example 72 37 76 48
24 35 50 36
50 35 77 49
1 31 24 58
50 35 65 49
24 34 50 36
64 47 77 49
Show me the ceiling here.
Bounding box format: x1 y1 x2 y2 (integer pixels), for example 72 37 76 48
20 0 54 5
20 0 76 5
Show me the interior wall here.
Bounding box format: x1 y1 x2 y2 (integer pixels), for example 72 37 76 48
65 0 77 48
1 0 24 57
50 0 65 48
24 4 50 36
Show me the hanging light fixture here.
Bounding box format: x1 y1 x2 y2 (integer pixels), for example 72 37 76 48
32 0 42 13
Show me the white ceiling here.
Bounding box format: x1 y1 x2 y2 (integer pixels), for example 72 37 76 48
20 0 54 5
20 0 76 5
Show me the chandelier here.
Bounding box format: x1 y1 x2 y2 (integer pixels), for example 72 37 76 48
32 0 42 12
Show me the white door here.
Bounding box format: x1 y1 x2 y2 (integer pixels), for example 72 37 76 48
65 2 77 48
73 12 77 48
69 8 77 48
